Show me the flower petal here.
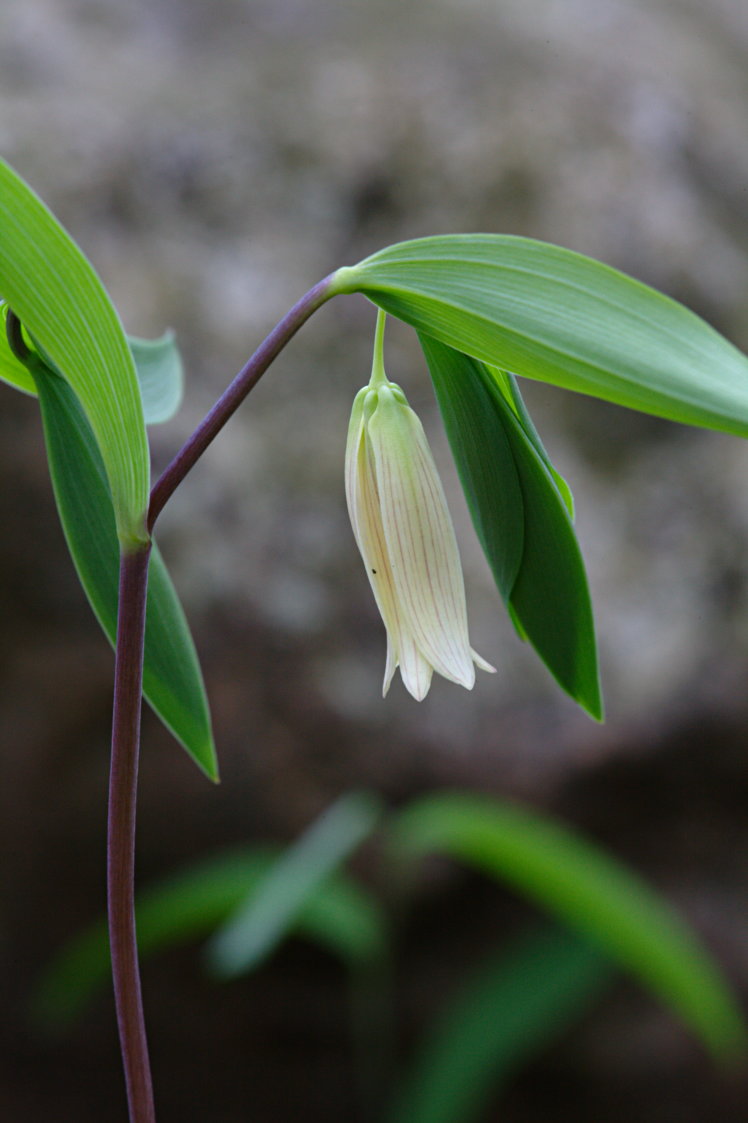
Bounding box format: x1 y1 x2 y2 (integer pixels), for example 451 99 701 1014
345 313 494 700
471 647 497 674
396 632 434 700
346 390 415 686
368 386 477 687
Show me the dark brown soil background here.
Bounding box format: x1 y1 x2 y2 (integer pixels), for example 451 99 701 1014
2 1 748 1119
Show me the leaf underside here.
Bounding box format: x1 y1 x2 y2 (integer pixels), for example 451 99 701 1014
33 362 216 779
1 303 184 426
419 334 601 718
337 234 748 438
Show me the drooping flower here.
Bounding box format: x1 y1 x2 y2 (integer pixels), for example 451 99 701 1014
345 312 495 700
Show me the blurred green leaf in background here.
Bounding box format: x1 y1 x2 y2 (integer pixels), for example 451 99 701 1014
390 791 747 1064
35 790 746 1119
386 924 611 1123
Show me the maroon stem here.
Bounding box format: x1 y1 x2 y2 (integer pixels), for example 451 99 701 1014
105 272 337 1119
148 272 336 531
108 544 155 1123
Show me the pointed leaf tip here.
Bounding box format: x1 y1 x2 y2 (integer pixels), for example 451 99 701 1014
419 334 601 718
34 364 216 778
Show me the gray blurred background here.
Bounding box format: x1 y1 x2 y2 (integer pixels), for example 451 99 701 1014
2 0 748 1119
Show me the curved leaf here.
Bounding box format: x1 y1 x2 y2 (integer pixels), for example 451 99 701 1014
33 845 387 1028
33 362 216 778
386 925 611 1123
0 301 35 394
207 792 383 977
128 330 184 424
497 369 575 518
1 303 182 426
420 335 600 717
389 792 747 1062
334 235 748 439
0 159 149 544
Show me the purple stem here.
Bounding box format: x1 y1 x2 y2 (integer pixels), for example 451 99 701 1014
106 273 337 1119
108 544 155 1123
148 272 336 531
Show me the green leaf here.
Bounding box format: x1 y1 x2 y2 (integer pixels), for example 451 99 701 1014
33 362 216 778
0 301 35 394
386 925 611 1123
494 368 575 518
128 330 184 424
33 845 388 1029
0 159 149 545
419 335 600 718
389 792 748 1063
1 302 183 426
422 334 524 599
207 792 383 977
333 234 748 439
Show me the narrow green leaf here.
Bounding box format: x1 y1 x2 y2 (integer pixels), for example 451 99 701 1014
495 369 575 518
419 335 600 717
0 159 149 544
207 792 383 977
390 792 747 1063
33 845 388 1028
387 925 611 1123
419 334 524 599
32 362 216 778
334 234 748 439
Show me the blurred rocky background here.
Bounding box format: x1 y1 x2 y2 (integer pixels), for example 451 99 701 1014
2 0 748 1119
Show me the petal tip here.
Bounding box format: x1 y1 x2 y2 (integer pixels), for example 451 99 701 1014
472 649 497 675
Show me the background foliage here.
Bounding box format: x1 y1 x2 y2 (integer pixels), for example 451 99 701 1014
2 1 748 1120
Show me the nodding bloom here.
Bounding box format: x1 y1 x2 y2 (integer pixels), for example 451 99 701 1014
345 312 495 700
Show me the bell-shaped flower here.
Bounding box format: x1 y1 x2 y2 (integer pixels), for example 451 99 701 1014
345 313 495 700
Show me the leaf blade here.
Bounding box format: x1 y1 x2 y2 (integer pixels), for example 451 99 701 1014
33 362 216 777
0 159 149 542
128 330 184 424
206 792 383 977
386 926 611 1123
1 301 183 425
33 845 388 1028
419 335 600 717
390 792 748 1063
335 234 748 439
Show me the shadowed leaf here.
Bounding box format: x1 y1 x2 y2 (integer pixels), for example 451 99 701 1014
33 363 216 778
390 792 747 1063
386 925 611 1123
419 335 600 717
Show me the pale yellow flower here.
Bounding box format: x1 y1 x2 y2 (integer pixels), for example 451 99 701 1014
345 313 494 700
